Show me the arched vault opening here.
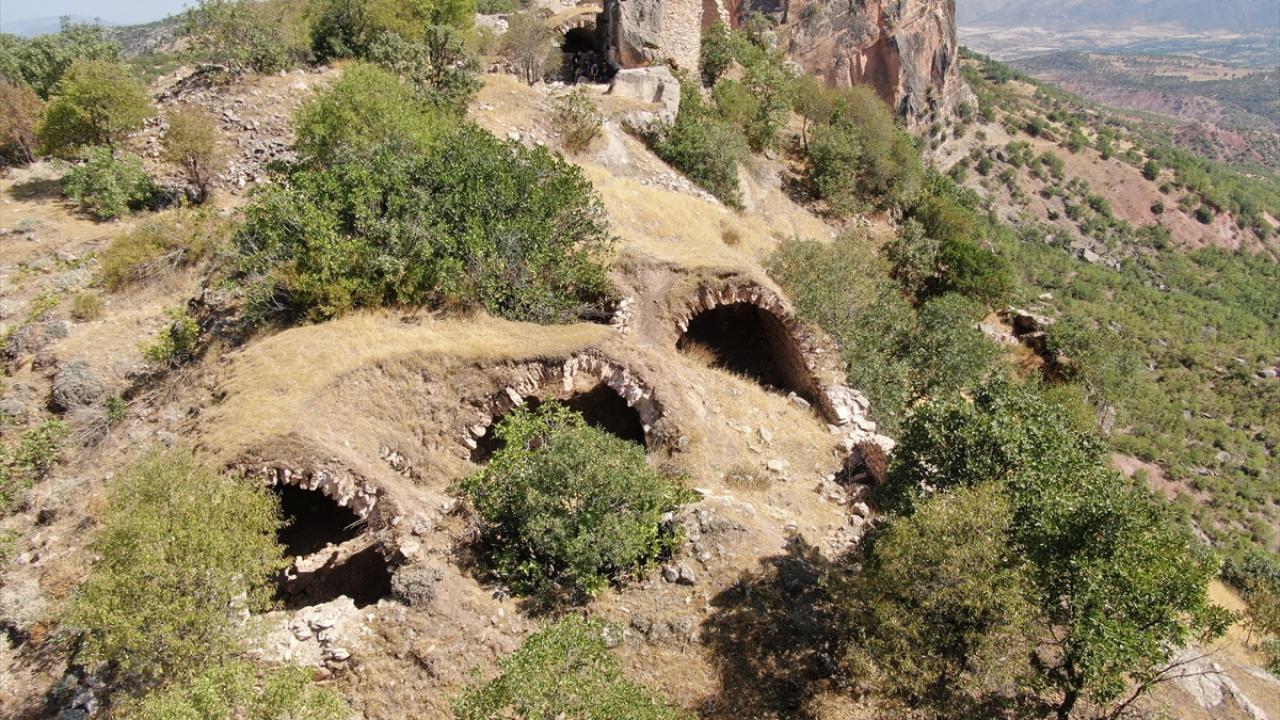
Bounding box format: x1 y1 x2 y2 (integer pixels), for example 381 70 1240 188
677 301 821 406
472 382 646 462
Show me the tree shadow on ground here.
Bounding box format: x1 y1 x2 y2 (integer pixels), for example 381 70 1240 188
8 177 62 203
697 537 849 720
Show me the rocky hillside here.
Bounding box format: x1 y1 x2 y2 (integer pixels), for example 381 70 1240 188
1 6 1277 720
959 0 1280 33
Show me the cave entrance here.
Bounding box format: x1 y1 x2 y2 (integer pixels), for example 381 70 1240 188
278 543 394 610
273 484 390 609
561 24 611 83
678 302 819 404
275 484 362 557
472 384 646 462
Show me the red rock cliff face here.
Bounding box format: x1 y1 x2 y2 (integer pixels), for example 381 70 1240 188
783 0 974 125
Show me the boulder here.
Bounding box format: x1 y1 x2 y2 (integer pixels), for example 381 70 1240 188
609 66 681 131
50 361 104 412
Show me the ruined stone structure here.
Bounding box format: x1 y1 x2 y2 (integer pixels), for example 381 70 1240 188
599 0 973 125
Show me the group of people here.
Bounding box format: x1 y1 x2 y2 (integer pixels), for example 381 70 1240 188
567 50 612 84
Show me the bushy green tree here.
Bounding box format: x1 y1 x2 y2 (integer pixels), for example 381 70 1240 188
182 0 308 73
62 147 157 220
0 79 43 163
844 483 1036 717
38 60 155 156
1242 576 1280 673
1042 315 1139 419
698 21 734 87
70 450 287 686
553 86 603 152
367 25 479 112
651 79 748 208
0 18 121 98
237 64 613 324
909 293 1000 396
455 404 688 599
808 86 923 213
454 616 690 720
884 378 1232 718
310 0 475 61
162 107 227 203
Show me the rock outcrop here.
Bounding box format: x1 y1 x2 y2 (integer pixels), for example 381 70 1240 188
784 0 975 125
600 0 972 126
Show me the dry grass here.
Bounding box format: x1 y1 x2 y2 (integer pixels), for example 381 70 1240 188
723 462 772 492
201 312 611 457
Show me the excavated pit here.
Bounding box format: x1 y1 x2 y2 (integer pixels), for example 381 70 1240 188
471 383 647 462
678 302 820 405
272 484 391 610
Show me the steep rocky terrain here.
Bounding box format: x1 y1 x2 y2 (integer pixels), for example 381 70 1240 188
958 0 1280 34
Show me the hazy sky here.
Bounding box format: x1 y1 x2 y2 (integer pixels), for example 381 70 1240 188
1 0 191 25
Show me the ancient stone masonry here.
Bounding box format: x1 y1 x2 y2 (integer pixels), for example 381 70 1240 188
462 353 666 454
238 460 381 520
672 281 894 471
784 0 976 125
602 0 729 72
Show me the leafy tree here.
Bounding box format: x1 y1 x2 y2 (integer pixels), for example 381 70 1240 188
70 450 287 686
792 73 837 149
182 0 306 73
0 18 121 98
735 47 795 152
1242 575 1280 673
844 483 1036 717
699 21 734 87
162 107 227 204
0 79 42 163
909 293 1000 397
62 147 157 220
126 662 348 720
808 120 862 214
808 86 923 213
499 10 555 85
237 64 613 324
367 25 480 112
885 378 1232 719
38 60 155 156
651 79 748 208
454 616 690 720
455 404 688 599
1042 315 1139 420
310 0 475 60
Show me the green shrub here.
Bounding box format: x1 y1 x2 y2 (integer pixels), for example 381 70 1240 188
454 616 690 720
310 0 474 61
162 107 227 204
126 661 348 720
909 293 1000 397
0 79 43 163
238 75 613 324
99 210 229 291
455 404 689 599
62 147 157 221
38 60 155 157
70 291 104 321
142 307 202 367
1195 204 1216 224
0 420 70 512
70 450 286 686
734 47 795 152
651 80 748 208
367 25 480 112
182 0 308 73
1243 576 1280 674
698 21 734 86
808 86 923 213
105 394 127 426
552 86 602 152
844 483 1035 715
0 19 122 98
884 377 1232 716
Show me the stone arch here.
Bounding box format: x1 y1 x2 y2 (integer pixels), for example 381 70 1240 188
464 353 666 461
239 463 392 610
674 282 827 409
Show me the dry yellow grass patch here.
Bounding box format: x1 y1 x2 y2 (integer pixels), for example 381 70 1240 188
202 311 611 455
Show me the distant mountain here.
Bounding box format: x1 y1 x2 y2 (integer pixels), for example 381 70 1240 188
958 0 1280 34
0 14 105 37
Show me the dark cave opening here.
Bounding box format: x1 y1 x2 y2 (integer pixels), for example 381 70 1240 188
562 26 597 55
278 544 394 610
561 25 612 83
678 302 819 405
274 484 363 558
472 384 647 463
